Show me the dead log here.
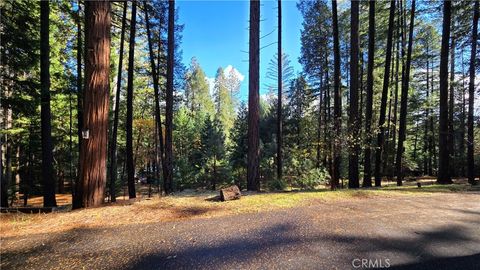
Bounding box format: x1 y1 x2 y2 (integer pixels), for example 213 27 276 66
220 185 241 201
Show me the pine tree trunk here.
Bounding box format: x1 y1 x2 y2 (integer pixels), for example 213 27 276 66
388 14 401 178
276 0 283 182
448 31 456 177
348 0 360 189
144 2 166 195
437 1 453 184
164 0 175 194
40 1 57 207
323 55 332 170
423 51 430 175
126 1 137 198
317 72 324 168
247 0 260 191
0 133 7 208
395 0 415 186
363 0 376 187
359 53 364 138
467 0 479 184
331 0 342 190
374 0 395 186
109 1 127 203
74 1 111 208
459 49 466 177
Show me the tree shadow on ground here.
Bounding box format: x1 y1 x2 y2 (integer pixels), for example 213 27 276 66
2 203 479 269
127 214 480 269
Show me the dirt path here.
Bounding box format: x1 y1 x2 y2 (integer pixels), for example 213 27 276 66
1 192 479 270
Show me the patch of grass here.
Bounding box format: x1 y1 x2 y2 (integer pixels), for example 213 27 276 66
1 183 476 238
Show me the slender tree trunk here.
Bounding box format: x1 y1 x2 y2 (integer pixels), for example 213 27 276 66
126 1 137 198
359 53 364 138
363 0 376 187
429 66 436 176
423 52 430 175
0 133 7 208
459 48 466 177
467 0 479 184
109 1 127 203
144 2 166 194
395 0 415 186
164 0 175 193
331 0 342 190
276 0 282 182
448 30 456 177
40 1 56 207
388 15 401 179
74 1 111 209
348 0 360 188
24 125 34 206
374 0 395 186
317 71 324 168
247 0 260 191
325 55 331 171
413 122 418 160
437 1 453 184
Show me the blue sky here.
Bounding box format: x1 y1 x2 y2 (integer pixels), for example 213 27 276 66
177 0 303 100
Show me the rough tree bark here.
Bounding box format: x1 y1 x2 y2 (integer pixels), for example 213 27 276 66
74 1 111 208
40 1 57 207
109 1 127 203
437 0 453 184
348 0 360 189
395 0 415 186
363 0 375 187
164 0 175 194
126 1 137 198
247 0 260 191
467 0 479 184
331 0 342 190
374 0 395 186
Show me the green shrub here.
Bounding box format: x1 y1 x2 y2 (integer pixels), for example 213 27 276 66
295 167 330 190
268 178 287 191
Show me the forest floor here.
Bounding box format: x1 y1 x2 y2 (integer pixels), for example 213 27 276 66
1 180 479 269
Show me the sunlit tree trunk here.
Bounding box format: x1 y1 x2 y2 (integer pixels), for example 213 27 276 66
74 0 111 208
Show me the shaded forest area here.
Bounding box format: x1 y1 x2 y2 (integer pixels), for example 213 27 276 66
0 0 479 209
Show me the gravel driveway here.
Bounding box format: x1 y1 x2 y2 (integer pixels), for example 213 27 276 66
1 192 479 270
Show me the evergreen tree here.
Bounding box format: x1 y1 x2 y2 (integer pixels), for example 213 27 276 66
214 67 235 139
199 117 225 190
